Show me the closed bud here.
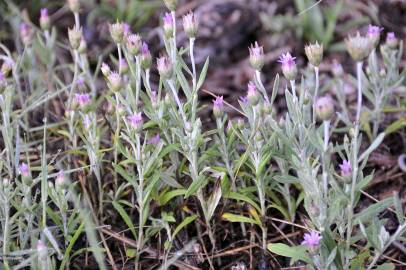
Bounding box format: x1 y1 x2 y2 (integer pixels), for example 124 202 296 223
183 12 198 38
386 32 398 49
67 0 80 13
212 96 224 118
249 42 264 71
345 32 372 62
163 0 177 11
305 41 323 67
157 56 173 79
40 8 51 31
163 13 174 39
128 112 143 133
68 27 82 50
367 25 383 48
339 160 352 183
107 72 123 92
110 22 125 44
101 63 111 77
315 96 334 121
247 81 260 106
141 43 152 69
127 34 142 55
278 52 297 81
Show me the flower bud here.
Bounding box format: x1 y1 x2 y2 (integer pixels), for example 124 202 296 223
55 170 66 188
110 22 125 44
163 13 174 39
74 93 91 109
19 162 30 178
339 160 352 184
183 12 198 38
107 72 122 92
249 42 264 71
141 43 152 69
247 81 260 106
163 0 177 11
78 38 87 54
157 56 173 79
127 34 142 55
345 32 372 62
315 96 334 121
68 27 82 50
101 63 111 77
305 41 323 67
386 32 398 49
40 8 51 31
67 0 80 13
367 25 383 48
212 96 224 118
20 23 33 46
278 52 297 81
128 112 143 132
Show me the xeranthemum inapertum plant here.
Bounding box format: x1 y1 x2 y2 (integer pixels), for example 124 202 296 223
0 1 405 269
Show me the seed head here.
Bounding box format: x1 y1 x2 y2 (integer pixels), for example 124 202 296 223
315 96 334 121
247 81 260 106
305 41 323 67
141 42 152 69
107 72 123 92
128 112 143 132
213 96 224 118
163 0 177 11
367 25 383 48
67 0 80 13
163 13 174 38
386 32 398 49
278 52 297 81
345 32 372 62
157 56 173 79
40 8 50 30
68 27 83 50
126 34 142 55
249 42 264 71
110 22 125 44
183 12 198 38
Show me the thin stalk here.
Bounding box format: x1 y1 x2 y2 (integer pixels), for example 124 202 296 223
322 120 330 198
74 12 80 30
345 61 363 268
255 70 270 102
313 66 319 124
290 80 296 102
190 37 197 122
113 92 121 188
135 134 144 270
171 11 177 65
167 79 187 124
117 44 122 75
3 203 10 269
135 56 141 107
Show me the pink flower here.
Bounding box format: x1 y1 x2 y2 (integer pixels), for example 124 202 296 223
213 96 224 109
386 32 396 41
367 25 383 38
247 81 259 105
19 162 30 177
163 12 173 27
301 231 322 249
278 52 296 69
339 160 351 178
40 8 49 19
157 56 172 78
128 112 143 130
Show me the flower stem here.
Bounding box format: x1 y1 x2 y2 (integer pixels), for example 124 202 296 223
313 66 319 124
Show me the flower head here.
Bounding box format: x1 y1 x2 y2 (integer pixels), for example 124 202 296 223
315 96 334 121
386 32 398 49
148 134 161 145
183 12 198 38
305 41 323 67
107 71 122 92
278 52 297 81
55 170 65 187
40 8 50 30
75 93 91 107
128 112 143 132
126 34 142 55
367 25 383 48
345 32 372 62
20 162 30 177
249 42 264 71
68 27 83 50
213 96 224 118
109 22 125 44
301 231 322 250
247 81 260 106
141 42 152 69
163 12 174 38
20 23 32 45
339 160 352 178
157 56 173 79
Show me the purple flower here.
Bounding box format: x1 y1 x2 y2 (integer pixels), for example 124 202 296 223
141 42 150 55
247 81 259 105
128 112 143 131
213 96 224 108
75 93 90 107
41 8 48 18
367 25 383 38
339 160 351 178
19 162 30 177
141 42 152 68
301 231 322 249
183 12 198 38
148 134 161 145
387 32 396 41
163 12 173 27
157 56 173 78
56 170 65 186
278 52 297 81
123 23 130 36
